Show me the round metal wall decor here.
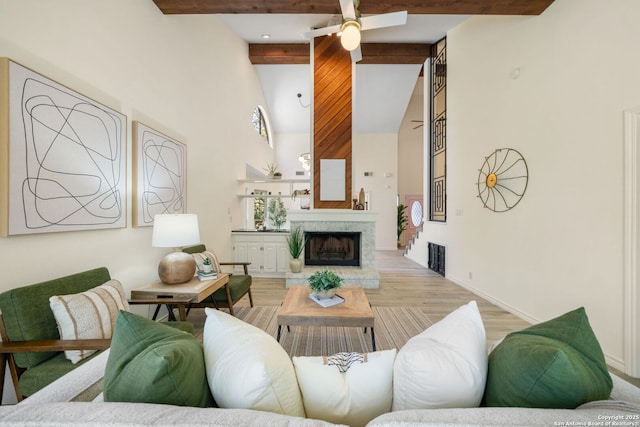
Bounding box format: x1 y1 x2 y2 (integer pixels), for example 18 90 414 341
476 148 528 212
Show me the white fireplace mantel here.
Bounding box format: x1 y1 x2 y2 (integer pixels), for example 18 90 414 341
288 209 378 223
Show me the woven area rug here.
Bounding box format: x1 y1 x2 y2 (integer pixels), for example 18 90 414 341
233 306 432 356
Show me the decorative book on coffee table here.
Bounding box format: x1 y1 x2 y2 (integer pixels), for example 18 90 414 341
309 293 345 308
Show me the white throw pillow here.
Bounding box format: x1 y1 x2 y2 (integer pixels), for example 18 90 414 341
49 279 129 364
293 349 396 427
202 308 305 417
392 300 487 411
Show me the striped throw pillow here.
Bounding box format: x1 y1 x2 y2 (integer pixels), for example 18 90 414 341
49 279 129 364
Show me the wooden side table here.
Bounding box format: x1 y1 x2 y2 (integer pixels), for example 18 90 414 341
130 274 230 321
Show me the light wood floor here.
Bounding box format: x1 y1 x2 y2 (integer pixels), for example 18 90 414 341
242 250 530 344
219 250 639 387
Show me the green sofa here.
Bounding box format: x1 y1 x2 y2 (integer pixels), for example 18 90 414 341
0 267 114 398
0 267 193 400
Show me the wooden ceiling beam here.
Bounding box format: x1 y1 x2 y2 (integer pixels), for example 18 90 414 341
249 44 310 65
359 43 431 64
152 0 555 16
249 43 430 65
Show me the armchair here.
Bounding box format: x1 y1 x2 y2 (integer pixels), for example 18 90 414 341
183 245 253 316
0 267 194 402
0 268 113 401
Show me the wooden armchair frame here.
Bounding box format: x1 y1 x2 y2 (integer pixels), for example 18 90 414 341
183 261 252 316
0 295 198 402
0 314 110 402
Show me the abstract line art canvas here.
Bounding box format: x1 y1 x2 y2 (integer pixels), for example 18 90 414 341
0 58 127 236
132 121 186 227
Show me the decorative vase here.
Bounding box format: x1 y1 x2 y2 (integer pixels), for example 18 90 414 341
312 288 337 299
290 259 303 273
202 264 213 273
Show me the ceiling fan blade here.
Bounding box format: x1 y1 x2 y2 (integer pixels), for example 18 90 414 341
360 11 408 31
350 46 362 62
339 0 357 20
303 24 342 39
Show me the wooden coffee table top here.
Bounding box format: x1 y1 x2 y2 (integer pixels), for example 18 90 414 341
277 286 374 328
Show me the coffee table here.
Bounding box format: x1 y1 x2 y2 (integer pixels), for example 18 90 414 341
130 274 230 321
276 286 375 351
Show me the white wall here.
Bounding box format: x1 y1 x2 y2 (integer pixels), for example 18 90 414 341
0 0 275 290
0 0 276 403
397 77 425 245
276 131 399 251
353 133 398 250
275 132 312 179
420 0 640 372
398 77 425 201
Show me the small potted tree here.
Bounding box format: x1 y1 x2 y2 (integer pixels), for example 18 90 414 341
286 226 306 273
268 197 287 230
308 269 343 299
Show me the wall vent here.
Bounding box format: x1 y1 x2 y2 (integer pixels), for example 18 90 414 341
428 242 445 276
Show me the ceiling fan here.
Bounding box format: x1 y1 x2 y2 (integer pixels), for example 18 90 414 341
304 0 408 62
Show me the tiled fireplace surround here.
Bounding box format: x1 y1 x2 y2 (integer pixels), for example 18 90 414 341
286 209 380 288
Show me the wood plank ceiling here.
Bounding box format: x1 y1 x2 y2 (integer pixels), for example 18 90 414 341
152 0 556 65
313 36 353 208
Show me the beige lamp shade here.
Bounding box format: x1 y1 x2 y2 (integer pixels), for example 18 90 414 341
152 214 200 284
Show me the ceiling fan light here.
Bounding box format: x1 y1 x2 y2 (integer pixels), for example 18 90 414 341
340 20 361 51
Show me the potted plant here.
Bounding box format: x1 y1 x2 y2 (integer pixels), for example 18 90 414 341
268 197 287 230
202 257 213 273
308 269 343 299
263 162 279 179
397 204 408 248
286 226 306 273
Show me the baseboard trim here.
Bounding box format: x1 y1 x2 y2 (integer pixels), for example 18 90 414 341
446 273 539 325
446 273 625 372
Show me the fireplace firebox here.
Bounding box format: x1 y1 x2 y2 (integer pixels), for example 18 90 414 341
304 232 361 267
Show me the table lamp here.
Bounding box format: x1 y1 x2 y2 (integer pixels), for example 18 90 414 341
152 214 200 285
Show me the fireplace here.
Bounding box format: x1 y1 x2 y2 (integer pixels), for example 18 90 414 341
287 209 379 288
305 232 361 267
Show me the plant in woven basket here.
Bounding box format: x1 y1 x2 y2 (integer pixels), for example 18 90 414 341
308 269 343 299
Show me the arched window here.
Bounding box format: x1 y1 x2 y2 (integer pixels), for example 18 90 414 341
252 105 273 148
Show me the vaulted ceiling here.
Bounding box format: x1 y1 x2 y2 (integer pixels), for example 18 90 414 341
151 0 556 134
151 0 555 65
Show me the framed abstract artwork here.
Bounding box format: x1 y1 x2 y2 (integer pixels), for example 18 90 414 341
0 58 127 236
132 121 187 227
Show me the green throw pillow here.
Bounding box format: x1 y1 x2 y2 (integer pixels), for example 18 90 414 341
483 307 612 408
104 311 213 407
